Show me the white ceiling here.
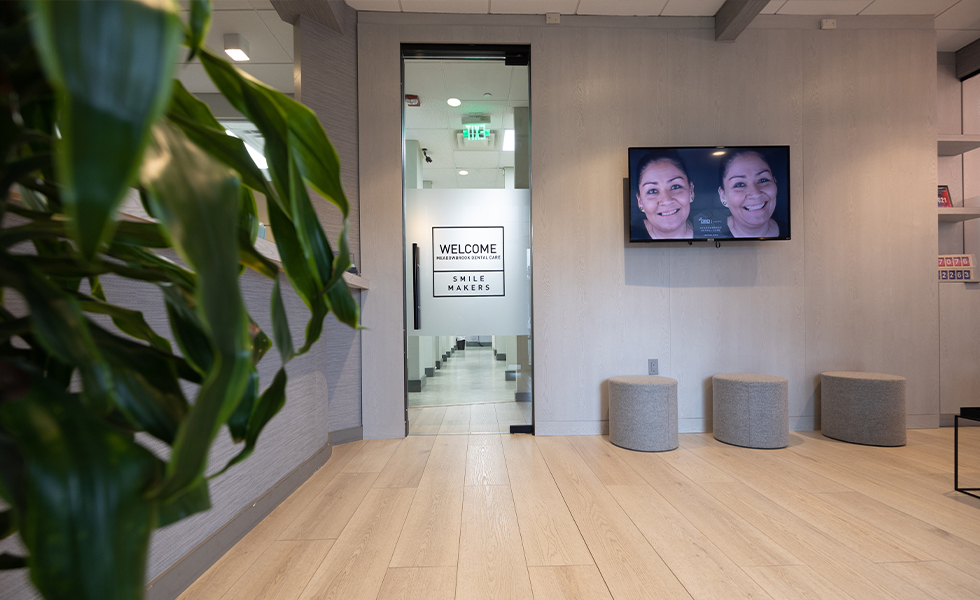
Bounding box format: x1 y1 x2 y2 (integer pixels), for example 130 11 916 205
405 60 528 189
346 0 980 51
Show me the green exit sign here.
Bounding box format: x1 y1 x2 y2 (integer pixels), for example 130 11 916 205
463 124 487 140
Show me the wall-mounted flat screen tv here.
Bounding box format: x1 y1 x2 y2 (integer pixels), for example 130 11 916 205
627 146 790 243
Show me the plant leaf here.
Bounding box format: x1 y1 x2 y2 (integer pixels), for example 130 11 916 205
276 98 349 216
271 275 294 364
226 368 258 443
167 112 270 195
213 367 287 477
0 509 15 540
0 364 160 600
161 285 213 374
156 476 210 528
239 242 278 280
140 121 252 501
28 0 182 258
76 294 172 352
185 0 212 62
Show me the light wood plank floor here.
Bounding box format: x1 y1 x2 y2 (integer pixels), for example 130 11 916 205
180 428 980 600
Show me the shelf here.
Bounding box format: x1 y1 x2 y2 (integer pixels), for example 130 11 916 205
938 207 980 222
938 134 980 156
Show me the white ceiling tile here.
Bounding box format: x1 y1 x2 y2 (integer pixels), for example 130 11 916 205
661 0 727 16
237 63 295 92
860 0 960 15
498 152 515 168
345 0 403 11
443 62 514 100
408 132 457 166
775 0 874 15
938 28 980 51
402 0 491 13
456 169 503 188
936 0 980 29
176 62 217 94
577 0 669 16
203 10 292 63
257 10 294 60
760 0 788 13
454 151 504 169
490 0 579 14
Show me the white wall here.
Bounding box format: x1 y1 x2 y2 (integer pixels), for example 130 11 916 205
358 13 939 438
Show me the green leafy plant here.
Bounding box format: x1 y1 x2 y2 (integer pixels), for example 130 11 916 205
0 1 359 598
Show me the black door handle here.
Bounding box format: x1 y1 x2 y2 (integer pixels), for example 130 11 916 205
412 243 420 330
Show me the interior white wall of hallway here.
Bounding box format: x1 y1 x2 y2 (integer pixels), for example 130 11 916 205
357 13 939 439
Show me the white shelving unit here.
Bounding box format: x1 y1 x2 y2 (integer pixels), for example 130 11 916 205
938 206 980 223
938 134 980 156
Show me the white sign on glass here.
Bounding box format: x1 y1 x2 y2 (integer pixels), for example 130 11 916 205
433 226 504 297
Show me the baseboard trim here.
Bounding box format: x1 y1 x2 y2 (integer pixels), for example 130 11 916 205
495 353 506 361
330 426 364 445
407 379 422 392
424 367 435 377
908 414 940 429
514 392 531 402
144 440 333 600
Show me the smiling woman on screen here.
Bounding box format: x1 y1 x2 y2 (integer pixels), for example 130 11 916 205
718 150 780 238
633 149 695 240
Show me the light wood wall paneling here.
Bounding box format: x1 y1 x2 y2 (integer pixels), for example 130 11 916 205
530 25 673 427
664 28 808 430
499 436 594 567
358 22 410 439
802 28 939 425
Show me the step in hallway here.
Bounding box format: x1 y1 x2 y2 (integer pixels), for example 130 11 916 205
179 428 980 600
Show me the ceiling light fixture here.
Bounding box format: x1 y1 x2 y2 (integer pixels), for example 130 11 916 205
712 150 726 156
447 97 461 107
503 129 515 152
459 170 469 176
224 33 250 61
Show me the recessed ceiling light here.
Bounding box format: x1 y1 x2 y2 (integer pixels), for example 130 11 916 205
447 98 461 107
459 170 468 175
224 33 250 61
712 150 726 156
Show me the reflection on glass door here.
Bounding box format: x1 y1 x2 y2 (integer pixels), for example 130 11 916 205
402 45 532 435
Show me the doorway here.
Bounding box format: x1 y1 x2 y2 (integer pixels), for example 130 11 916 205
402 45 533 435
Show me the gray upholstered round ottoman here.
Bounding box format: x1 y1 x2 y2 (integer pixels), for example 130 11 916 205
712 373 789 449
608 376 678 452
821 371 906 447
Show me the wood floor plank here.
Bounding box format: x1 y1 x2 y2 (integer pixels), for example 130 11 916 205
878 560 980 600
499 435 593 566
535 437 693 600
527 566 614 600
814 490 980 577
607 484 772 600
413 407 449 434
702 481 915 600
278 473 379 541
470 404 499 433
438 404 472 434
741 565 857 600
297 488 415 600
389 435 467 567
655 446 735 484
456 485 534 600
608 441 801 568
342 439 401 473
374 435 436 488
566 436 646 486
685 442 930 563
466 434 510 486
376 567 457 600
219 540 334 600
176 441 365 600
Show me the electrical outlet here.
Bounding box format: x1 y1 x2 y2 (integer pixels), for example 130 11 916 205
648 359 659 376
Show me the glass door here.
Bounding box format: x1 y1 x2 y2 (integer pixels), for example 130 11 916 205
402 45 532 435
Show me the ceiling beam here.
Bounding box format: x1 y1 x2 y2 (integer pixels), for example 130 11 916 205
271 0 344 33
957 36 980 81
715 0 769 42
